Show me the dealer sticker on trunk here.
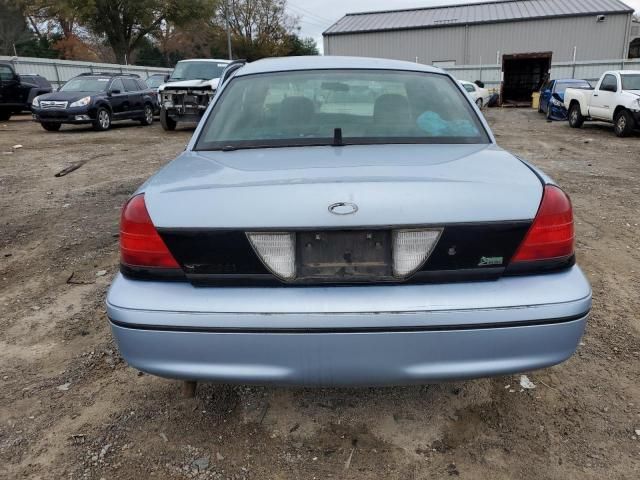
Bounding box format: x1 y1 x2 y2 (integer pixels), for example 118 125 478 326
478 256 504 266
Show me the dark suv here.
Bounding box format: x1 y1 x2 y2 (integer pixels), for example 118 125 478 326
31 73 158 131
20 74 54 110
0 61 33 120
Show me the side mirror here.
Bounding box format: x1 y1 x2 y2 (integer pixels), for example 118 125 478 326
14 73 21 82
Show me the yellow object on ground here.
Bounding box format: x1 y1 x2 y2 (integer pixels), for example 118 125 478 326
531 92 540 109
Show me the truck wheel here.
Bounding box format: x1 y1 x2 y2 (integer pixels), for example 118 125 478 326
160 109 177 131
568 104 583 128
41 122 61 131
613 110 635 138
0 110 11 121
475 98 483 109
140 104 154 126
93 107 111 131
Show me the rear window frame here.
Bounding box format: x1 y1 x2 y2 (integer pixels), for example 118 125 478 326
193 68 492 151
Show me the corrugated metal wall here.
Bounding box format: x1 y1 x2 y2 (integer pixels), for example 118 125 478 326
0 56 171 88
324 13 631 64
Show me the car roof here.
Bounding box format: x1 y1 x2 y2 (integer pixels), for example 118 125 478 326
553 78 590 82
236 56 445 77
178 59 231 63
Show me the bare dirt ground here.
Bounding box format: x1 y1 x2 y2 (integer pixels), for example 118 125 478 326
0 110 638 480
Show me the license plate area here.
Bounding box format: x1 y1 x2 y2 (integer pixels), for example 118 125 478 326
296 230 392 281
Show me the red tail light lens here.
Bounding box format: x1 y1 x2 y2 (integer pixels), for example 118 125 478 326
120 194 179 268
511 185 574 263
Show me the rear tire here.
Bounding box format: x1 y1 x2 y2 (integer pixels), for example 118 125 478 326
41 122 61 131
93 107 111 131
0 110 11 121
546 106 553 121
613 110 635 137
160 109 177 131
568 103 584 128
140 104 154 126
475 98 483 109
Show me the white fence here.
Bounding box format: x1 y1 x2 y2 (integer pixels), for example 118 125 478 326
3 54 639 91
447 58 640 89
0 55 171 87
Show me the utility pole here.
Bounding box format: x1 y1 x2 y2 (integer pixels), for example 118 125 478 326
225 0 233 60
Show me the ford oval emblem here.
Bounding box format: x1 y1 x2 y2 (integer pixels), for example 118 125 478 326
328 202 358 215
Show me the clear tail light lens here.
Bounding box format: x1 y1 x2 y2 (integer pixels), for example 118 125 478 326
392 229 442 277
511 185 574 263
247 232 296 280
120 194 179 268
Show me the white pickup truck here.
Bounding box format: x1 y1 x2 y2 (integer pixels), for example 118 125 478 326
564 70 640 137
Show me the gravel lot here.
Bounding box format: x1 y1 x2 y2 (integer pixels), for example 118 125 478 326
1 110 639 479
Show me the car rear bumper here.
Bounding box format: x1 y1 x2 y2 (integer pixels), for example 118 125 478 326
107 266 591 386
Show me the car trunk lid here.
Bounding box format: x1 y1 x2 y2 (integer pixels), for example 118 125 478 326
144 144 542 229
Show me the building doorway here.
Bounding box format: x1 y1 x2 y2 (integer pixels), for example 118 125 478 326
501 52 552 106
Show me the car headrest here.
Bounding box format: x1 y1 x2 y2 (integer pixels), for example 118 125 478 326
374 94 410 123
280 96 315 124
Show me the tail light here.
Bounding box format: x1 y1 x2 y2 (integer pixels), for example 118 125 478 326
120 194 179 268
511 185 574 263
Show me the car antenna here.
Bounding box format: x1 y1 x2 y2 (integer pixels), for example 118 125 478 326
332 127 344 147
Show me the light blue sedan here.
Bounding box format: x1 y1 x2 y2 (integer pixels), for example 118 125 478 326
107 56 591 388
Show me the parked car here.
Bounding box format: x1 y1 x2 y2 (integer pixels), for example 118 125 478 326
31 72 158 131
145 73 169 92
20 74 54 111
538 78 591 121
564 70 640 136
158 59 230 130
145 73 169 113
0 62 46 120
107 56 591 388
460 80 491 108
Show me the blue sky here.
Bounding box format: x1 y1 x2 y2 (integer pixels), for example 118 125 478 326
286 0 640 53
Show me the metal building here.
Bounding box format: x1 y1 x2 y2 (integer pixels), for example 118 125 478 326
324 0 635 103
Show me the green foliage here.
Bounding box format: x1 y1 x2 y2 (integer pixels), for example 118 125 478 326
12 0 318 66
83 0 218 63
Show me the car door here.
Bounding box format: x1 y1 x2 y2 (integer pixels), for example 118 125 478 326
0 64 25 109
108 78 127 118
122 78 143 118
589 74 618 121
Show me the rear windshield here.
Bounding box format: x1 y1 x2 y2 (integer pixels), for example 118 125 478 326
555 81 591 94
61 77 109 92
195 69 489 150
621 74 640 90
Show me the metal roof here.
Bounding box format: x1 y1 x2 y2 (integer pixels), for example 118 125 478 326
324 0 634 35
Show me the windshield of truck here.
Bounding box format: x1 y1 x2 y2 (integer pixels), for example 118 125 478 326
555 81 591 94
61 77 109 92
620 74 640 90
195 69 490 151
169 61 228 81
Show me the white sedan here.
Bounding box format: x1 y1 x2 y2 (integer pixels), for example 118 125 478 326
460 80 491 109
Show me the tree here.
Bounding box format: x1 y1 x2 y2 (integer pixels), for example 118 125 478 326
285 35 318 56
83 0 218 64
0 0 32 55
221 0 298 60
